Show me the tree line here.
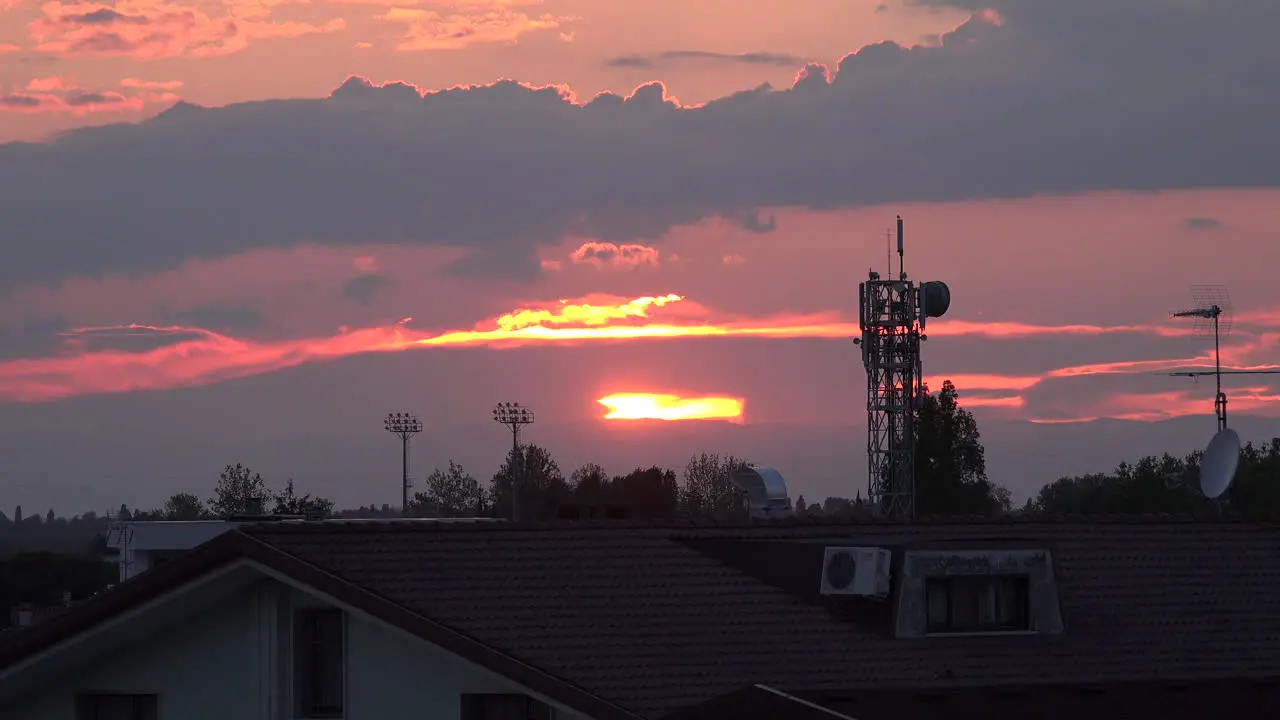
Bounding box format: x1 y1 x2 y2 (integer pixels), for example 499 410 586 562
3 380 1277 550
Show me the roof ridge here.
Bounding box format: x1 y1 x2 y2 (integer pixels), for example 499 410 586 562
237 511 1271 535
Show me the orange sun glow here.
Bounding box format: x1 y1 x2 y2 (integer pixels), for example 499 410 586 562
597 392 746 422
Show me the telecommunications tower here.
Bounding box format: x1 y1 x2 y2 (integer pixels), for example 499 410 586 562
852 217 951 518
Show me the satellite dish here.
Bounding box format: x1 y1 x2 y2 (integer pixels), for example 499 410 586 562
1200 427 1241 499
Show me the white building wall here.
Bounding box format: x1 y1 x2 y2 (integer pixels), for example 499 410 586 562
2 579 593 720
2 584 262 719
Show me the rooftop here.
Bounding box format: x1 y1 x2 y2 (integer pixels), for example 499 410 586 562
6 514 1280 719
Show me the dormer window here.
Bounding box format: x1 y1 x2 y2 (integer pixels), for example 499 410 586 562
925 575 1031 634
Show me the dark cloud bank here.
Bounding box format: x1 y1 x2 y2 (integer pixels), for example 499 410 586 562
0 0 1277 288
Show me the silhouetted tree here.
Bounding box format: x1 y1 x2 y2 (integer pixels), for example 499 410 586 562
1026 437 1280 517
117 504 132 521
209 464 272 517
681 453 751 516
611 466 680 517
410 461 484 518
272 479 335 517
570 463 610 504
159 492 209 520
914 380 1012 515
490 444 570 521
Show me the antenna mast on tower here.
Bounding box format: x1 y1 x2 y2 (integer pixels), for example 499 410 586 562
853 217 950 518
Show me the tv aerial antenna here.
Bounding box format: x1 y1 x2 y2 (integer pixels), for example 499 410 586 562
1167 286 1280 431
1164 286 1275 500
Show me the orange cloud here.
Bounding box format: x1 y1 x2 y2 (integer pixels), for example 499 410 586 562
0 44 20 53
0 292 1277 418
27 1 344 59
569 241 661 270
375 5 569 51
598 393 745 422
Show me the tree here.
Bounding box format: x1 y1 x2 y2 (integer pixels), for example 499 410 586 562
208 464 272 517
564 465 680 519
680 453 751 516
160 492 209 520
1026 437 1280 517
611 466 679 518
272 479 335 517
490 444 570 521
410 461 483 518
570 463 610 504
794 494 808 515
914 380 1012 515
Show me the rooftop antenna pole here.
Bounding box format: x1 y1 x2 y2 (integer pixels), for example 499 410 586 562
492 402 535 522
384 412 423 517
853 216 951 519
1167 285 1280 432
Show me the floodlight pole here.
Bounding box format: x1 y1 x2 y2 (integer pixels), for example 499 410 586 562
492 402 535 523
384 412 423 516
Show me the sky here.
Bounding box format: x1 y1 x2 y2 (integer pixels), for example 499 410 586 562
1 0 1278 515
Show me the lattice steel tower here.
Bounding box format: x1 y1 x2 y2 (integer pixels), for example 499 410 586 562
853 217 950 518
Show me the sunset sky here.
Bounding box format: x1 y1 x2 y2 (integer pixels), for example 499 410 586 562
1 0 1278 515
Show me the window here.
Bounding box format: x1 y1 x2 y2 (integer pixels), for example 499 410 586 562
461 693 554 720
294 608 345 718
925 575 1031 634
75 694 158 720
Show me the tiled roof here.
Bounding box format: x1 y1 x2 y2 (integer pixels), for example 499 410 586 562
241 515 1280 719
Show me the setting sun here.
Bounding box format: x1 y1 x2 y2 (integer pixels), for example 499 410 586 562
597 392 746 422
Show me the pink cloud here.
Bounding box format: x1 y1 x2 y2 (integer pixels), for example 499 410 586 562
375 5 571 51
27 1 344 59
569 241 661 270
119 77 184 90
0 76 173 115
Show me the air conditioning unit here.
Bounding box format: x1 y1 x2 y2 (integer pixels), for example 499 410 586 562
819 546 892 598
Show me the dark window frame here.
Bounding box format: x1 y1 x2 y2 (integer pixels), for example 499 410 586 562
925 574 1032 634
293 607 346 718
460 693 554 720
74 693 159 720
